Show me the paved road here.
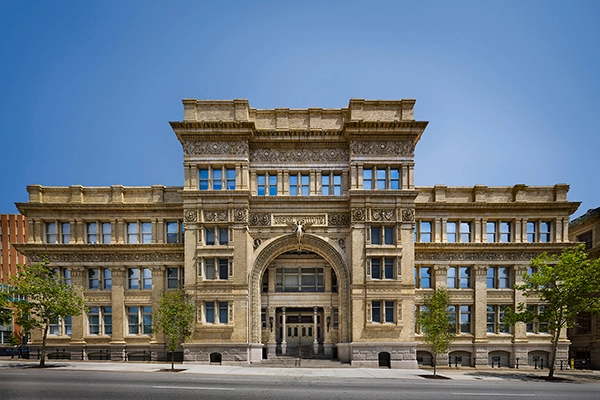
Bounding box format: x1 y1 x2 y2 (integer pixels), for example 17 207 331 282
1 367 599 400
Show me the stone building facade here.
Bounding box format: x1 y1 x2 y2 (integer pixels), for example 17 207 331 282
13 99 580 368
568 206 600 369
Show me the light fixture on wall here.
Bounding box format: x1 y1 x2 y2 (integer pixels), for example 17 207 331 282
326 316 331 332
269 316 274 332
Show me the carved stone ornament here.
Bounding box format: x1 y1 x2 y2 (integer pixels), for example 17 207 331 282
234 209 248 222
30 252 184 263
249 213 271 226
352 208 366 222
402 208 415 222
184 210 197 222
349 139 415 157
338 238 346 249
371 209 395 222
182 140 249 156
328 213 351 227
415 251 553 262
204 210 228 222
250 147 349 163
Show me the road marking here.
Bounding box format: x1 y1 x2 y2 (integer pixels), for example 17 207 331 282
153 386 234 391
453 393 535 397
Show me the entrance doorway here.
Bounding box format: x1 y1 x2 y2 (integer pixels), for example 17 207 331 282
287 324 314 345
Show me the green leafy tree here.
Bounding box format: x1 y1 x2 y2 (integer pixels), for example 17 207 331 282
8 261 85 367
154 289 196 370
418 288 455 376
504 245 600 378
0 289 12 326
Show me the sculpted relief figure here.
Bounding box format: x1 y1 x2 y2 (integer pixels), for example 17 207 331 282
287 220 313 246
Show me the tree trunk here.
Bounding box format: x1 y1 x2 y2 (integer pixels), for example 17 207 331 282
433 356 437 376
171 350 175 370
40 324 49 367
548 328 561 379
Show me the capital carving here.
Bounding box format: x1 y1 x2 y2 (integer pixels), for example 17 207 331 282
234 209 248 222
184 210 197 222
402 208 415 222
352 208 366 222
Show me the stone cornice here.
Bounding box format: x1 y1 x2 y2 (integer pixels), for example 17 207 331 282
415 202 580 213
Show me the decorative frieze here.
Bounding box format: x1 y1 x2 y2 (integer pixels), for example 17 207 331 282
328 213 351 227
30 252 184 263
249 213 271 226
273 215 325 225
349 139 415 157
234 209 247 222
184 210 198 222
415 251 548 262
182 140 248 156
204 210 228 222
402 208 415 222
250 146 349 163
352 208 366 222
372 209 395 222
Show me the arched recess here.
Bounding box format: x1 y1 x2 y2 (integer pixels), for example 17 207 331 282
249 233 350 344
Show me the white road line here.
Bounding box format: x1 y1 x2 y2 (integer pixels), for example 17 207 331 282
153 386 235 391
453 393 535 397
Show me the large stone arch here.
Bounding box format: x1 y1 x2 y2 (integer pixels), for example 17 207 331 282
249 233 351 344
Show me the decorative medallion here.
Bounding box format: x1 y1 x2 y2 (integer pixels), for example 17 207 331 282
371 209 395 222
352 208 366 222
249 213 271 226
402 208 415 222
234 209 248 222
328 213 351 227
204 210 228 222
184 210 197 222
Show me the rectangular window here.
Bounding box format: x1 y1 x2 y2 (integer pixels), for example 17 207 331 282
61 223 70 244
447 221 471 242
205 302 215 323
219 302 228 324
371 226 394 245
486 267 511 289
447 306 456 333
460 222 471 242
204 258 230 280
415 221 432 243
45 222 71 244
127 306 152 335
142 268 152 289
376 169 386 190
460 305 471 333
103 268 112 289
199 169 209 190
486 222 497 243
141 222 152 243
257 174 266 196
127 268 152 289
52 268 71 286
371 300 396 324
127 222 152 244
103 307 112 335
446 221 457 242
87 223 97 244
89 307 111 335
390 169 400 190
363 169 373 190
46 222 57 243
486 305 510 334
527 305 549 334
500 221 511 242
577 231 593 250
527 221 536 243
371 257 394 280
88 268 112 290
301 175 309 196
290 175 298 196
415 267 432 288
212 168 222 190
88 307 100 335
127 223 138 244
540 221 551 243
275 267 325 292
102 222 112 244
167 267 184 289
321 175 330 195
88 268 99 290
166 221 184 244
226 169 236 190
447 267 471 289
486 305 496 333
576 313 592 335
49 316 72 336
269 175 277 196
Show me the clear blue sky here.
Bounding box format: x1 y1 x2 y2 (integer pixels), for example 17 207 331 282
1 1 598 217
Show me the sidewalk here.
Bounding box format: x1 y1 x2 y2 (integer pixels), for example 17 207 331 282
1 359 599 382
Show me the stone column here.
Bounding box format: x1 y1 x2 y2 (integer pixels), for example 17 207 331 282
512 265 529 365
110 267 126 361
313 307 319 355
281 307 287 355
69 267 86 351
267 307 277 358
473 265 489 368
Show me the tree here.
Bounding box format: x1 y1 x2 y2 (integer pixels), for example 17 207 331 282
0 289 12 326
504 245 600 378
8 261 85 367
154 289 196 370
418 288 455 376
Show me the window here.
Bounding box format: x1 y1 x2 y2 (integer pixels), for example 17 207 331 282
486 222 497 243
128 268 152 290
166 221 184 243
500 221 512 242
86 222 112 244
205 301 229 324
300 174 309 196
333 308 339 329
526 305 550 334
289 175 298 196
447 267 471 289
577 231 593 250
127 222 152 244
88 268 112 290
576 313 592 335
446 221 471 243
414 221 432 243
127 306 152 335
363 167 400 190
49 316 72 336
527 221 552 242
205 226 228 245
321 173 342 196
370 257 395 280
415 305 428 333
372 300 395 323
52 268 71 286
199 167 236 190
166 267 184 289
526 222 536 243
486 305 511 334
204 258 229 280
371 226 395 245
486 267 511 289
415 267 432 288
257 173 277 196
45 222 70 244
448 305 472 334
88 307 112 335
275 267 324 292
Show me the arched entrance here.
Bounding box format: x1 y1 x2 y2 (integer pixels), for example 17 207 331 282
249 234 350 361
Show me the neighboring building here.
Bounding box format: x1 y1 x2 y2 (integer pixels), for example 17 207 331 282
13 99 580 368
568 206 600 369
0 214 28 344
